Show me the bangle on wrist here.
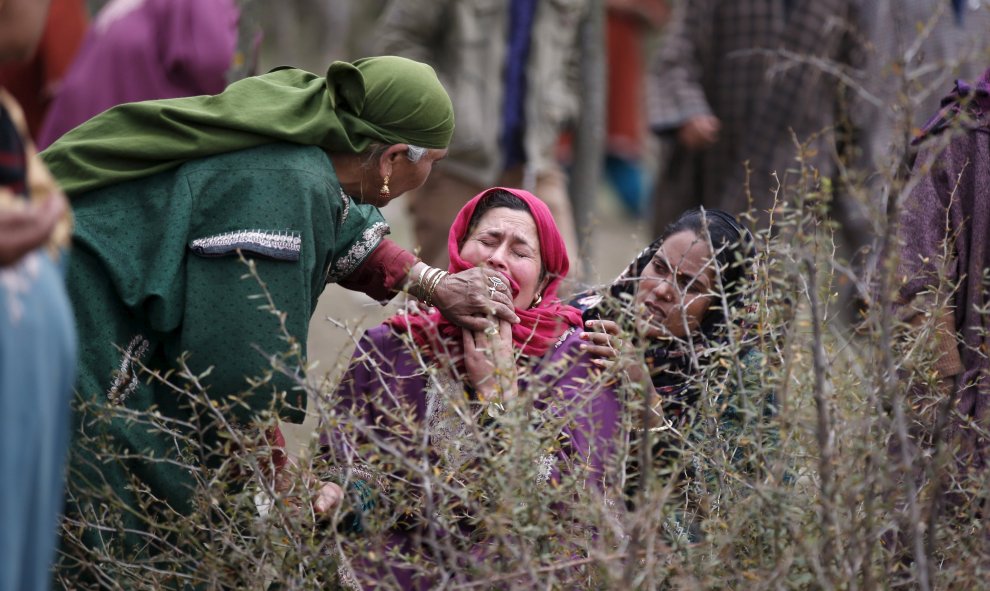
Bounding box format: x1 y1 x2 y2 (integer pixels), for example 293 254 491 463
413 265 443 304
424 269 447 307
413 264 430 298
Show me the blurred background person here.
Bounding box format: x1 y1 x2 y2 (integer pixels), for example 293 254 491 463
646 0 862 234
0 0 88 143
853 0 990 199
603 0 668 218
891 63 990 571
376 0 586 270
0 0 78 589
37 0 239 149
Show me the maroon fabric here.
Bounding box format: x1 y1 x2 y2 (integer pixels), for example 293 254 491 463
339 238 418 302
387 187 582 360
0 0 89 141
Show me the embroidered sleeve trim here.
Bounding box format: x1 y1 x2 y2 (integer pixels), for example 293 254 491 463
189 230 301 262
325 221 390 283
338 189 350 224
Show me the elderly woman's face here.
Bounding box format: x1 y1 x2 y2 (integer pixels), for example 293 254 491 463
634 230 716 339
383 147 447 204
460 206 546 309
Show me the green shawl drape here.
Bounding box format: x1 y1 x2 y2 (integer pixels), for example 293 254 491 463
40 56 454 195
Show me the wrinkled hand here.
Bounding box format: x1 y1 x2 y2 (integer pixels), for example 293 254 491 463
0 188 67 267
677 115 721 151
433 267 519 331
463 320 517 404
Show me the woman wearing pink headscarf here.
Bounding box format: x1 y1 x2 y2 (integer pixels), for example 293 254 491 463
318 187 621 589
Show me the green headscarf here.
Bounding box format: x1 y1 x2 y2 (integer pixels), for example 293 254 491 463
40 56 454 195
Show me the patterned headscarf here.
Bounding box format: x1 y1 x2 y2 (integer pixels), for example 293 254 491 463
41 56 454 195
389 187 583 362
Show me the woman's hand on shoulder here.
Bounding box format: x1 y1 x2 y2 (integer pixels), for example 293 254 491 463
433 267 519 330
462 319 517 405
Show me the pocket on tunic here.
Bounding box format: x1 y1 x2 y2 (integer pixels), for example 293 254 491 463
188 229 301 262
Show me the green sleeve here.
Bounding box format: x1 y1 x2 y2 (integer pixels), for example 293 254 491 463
168 147 349 424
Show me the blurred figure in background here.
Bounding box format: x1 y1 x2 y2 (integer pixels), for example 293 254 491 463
0 0 78 589
604 0 668 217
646 0 861 233
0 0 88 142
854 0 990 190
891 63 990 572
377 0 585 270
37 0 239 149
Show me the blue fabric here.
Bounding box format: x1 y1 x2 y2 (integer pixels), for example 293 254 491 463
606 154 647 216
0 250 77 591
953 0 965 24
501 0 538 170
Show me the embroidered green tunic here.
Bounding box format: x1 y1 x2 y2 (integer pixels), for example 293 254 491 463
66 142 387 540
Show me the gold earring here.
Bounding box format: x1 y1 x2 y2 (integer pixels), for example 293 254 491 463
532 293 543 307
379 174 391 200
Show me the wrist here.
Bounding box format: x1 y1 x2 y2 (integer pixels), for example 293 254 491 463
408 263 447 307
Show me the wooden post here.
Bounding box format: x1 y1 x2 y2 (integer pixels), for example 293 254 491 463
570 0 606 278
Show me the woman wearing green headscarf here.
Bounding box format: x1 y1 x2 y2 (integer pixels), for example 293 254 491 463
40 56 519 574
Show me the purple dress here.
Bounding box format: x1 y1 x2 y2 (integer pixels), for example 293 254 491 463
37 0 238 149
322 324 620 590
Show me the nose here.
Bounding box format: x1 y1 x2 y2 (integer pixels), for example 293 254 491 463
653 277 676 303
486 246 509 272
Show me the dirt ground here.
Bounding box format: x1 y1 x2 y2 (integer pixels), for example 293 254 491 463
282 187 652 451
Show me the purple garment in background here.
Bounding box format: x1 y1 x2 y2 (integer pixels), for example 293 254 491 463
898 66 990 468
323 324 620 589
37 0 238 149
500 0 538 170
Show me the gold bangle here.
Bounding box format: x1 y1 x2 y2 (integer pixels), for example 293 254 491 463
416 264 433 299
425 270 447 307
417 266 441 303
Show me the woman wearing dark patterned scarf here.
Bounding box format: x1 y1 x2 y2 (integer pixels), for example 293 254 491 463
573 207 759 428
570 208 774 539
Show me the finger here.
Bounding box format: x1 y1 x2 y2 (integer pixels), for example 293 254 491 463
582 343 619 359
314 483 344 515
489 288 514 307
489 301 520 325
459 315 491 332
486 269 511 290
483 324 500 340
598 320 621 336
580 331 614 345
462 328 477 354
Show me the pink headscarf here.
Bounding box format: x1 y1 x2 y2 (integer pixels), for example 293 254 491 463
387 187 583 362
